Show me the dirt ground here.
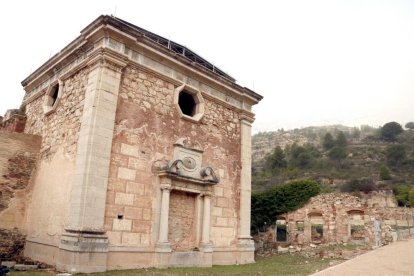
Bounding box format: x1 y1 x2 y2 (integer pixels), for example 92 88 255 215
312 238 414 276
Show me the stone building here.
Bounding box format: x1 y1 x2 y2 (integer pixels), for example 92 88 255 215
274 191 414 247
1 15 262 272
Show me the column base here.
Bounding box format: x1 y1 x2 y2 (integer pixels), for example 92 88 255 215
237 236 255 251
60 228 108 252
57 229 109 273
237 237 255 264
200 242 213 253
155 242 172 252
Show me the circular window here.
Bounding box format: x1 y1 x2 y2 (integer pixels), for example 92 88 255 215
174 84 204 122
43 80 63 115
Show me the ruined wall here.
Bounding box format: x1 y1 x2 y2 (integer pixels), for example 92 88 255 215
0 113 26 133
23 68 88 245
280 192 412 247
104 67 241 248
0 131 41 261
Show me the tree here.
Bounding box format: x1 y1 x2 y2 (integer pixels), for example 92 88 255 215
328 146 346 167
386 144 407 167
352 127 361 139
266 146 287 170
288 143 319 168
323 133 335 150
380 122 403 141
405 122 414 130
336 131 347 147
379 165 391 180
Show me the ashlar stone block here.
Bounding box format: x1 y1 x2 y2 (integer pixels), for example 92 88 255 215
117 167 136 181
112 218 132 231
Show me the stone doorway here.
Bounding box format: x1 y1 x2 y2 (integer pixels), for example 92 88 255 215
348 210 365 242
276 218 288 242
168 190 197 251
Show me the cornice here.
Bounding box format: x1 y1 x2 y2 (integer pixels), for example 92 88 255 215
21 15 263 112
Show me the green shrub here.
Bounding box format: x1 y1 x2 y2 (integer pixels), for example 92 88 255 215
393 184 411 207
251 179 320 232
379 165 391 180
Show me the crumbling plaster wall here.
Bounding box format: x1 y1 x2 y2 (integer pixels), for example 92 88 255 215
0 130 41 260
22 68 88 245
105 67 241 249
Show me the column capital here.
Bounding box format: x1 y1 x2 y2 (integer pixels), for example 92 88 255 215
202 192 212 198
87 49 128 73
239 112 255 124
160 184 172 191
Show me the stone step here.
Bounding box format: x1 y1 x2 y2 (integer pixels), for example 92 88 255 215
14 264 38 271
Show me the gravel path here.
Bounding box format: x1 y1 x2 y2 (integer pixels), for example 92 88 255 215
311 239 414 276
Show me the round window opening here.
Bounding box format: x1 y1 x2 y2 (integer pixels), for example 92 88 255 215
178 90 196 117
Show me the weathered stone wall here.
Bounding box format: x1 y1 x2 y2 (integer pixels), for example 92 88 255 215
22 68 88 245
24 68 88 158
104 67 241 248
280 192 413 247
0 131 41 261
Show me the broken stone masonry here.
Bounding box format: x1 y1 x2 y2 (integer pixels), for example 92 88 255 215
256 191 414 255
0 15 262 273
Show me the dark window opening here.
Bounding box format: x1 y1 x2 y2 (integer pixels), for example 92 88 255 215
51 84 59 106
350 225 365 240
178 91 196 116
276 224 287 242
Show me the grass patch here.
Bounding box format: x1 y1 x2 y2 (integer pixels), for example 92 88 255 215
9 255 337 276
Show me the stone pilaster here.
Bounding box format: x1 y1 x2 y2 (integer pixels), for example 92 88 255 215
58 51 126 272
195 194 203 245
201 194 212 252
237 117 255 261
156 179 172 252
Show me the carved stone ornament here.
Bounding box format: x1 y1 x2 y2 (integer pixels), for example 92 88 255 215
158 138 219 185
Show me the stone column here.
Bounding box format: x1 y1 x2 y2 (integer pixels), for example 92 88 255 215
201 194 212 252
237 117 255 262
195 194 203 245
58 51 126 272
157 181 172 252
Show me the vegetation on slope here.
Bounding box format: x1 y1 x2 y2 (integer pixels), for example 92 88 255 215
252 122 414 205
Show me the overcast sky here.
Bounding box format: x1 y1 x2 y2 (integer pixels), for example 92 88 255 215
1 0 413 132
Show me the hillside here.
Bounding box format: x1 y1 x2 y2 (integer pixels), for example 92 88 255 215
252 124 414 198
